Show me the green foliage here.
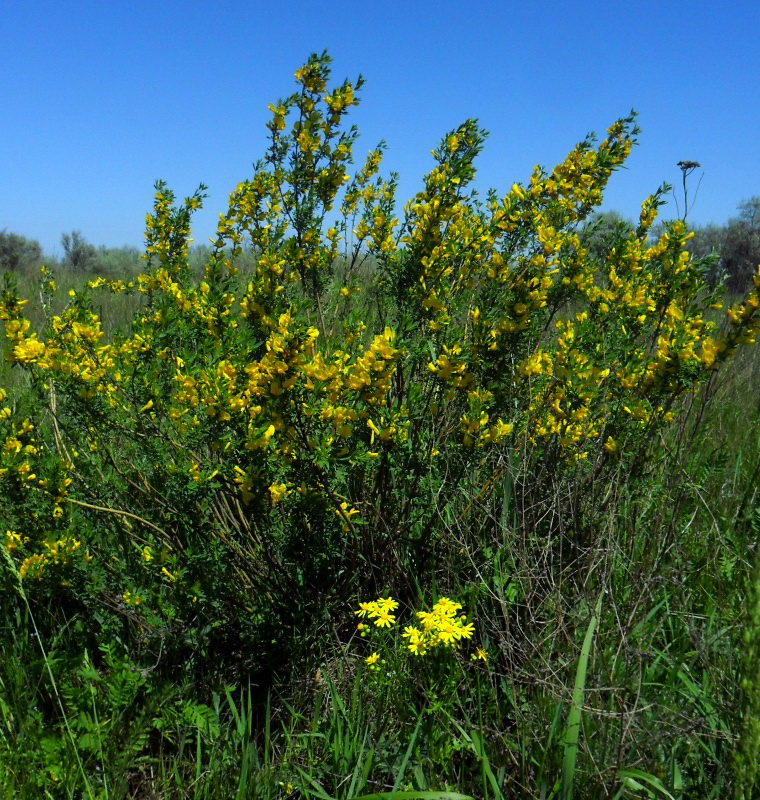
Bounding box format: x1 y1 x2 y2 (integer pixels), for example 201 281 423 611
1 52 759 798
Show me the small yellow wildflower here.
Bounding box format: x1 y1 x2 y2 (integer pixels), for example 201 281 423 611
376 596 399 612
457 621 475 639
373 608 395 628
268 482 289 503
402 624 422 640
433 597 462 616
4 530 24 552
161 567 177 582
123 590 142 606
355 601 377 618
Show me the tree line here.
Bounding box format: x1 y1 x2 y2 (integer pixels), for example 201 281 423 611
3 198 760 291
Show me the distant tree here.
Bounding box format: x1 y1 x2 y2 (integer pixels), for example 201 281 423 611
689 198 760 292
685 223 725 287
0 230 43 273
61 230 98 272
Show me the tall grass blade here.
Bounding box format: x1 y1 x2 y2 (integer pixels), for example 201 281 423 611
561 593 603 800
388 713 423 797
614 768 676 799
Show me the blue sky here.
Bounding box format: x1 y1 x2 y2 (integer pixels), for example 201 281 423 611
2 0 759 256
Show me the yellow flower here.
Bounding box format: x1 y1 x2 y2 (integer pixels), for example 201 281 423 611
4 530 24 552
456 621 475 640
436 619 458 645
123 590 142 606
355 601 377 618
365 652 380 666
433 597 462 616
161 567 177 582
408 639 427 656
373 608 395 628
13 337 46 363
335 501 360 529
268 482 289 503
402 625 422 641
376 596 399 612
416 611 437 631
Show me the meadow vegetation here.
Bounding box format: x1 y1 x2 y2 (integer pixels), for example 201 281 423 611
1 52 759 799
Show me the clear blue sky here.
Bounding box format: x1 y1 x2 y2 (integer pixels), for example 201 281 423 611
2 0 759 256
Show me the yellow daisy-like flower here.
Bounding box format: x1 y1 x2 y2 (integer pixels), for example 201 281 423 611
436 620 458 645
373 608 395 628
456 622 475 640
365 652 380 666
407 639 427 656
375 596 399 612
416 611 438 630
433 597 462 616
355 601 377 618
402 625 422 641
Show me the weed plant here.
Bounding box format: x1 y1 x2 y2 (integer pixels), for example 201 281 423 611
1 52 759 798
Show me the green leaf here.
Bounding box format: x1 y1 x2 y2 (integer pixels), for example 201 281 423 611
616 769 676 800
350 793 474 800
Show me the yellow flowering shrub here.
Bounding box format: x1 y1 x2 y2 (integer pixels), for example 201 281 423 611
1 52 758 680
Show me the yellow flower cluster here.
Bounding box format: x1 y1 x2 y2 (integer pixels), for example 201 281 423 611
355 596 477 657
4 529 26 552
122 590 142 606
0 417 39 484
18 536 83 580
355 596 399 628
